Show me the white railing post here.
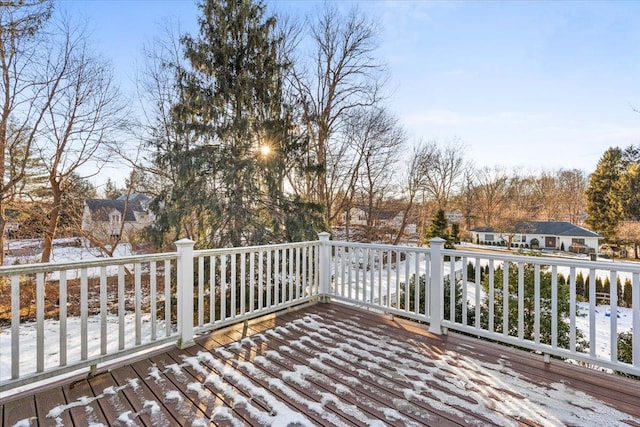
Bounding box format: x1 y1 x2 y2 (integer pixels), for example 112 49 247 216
175 238 195 349
318 232 331 303
429 237 445 335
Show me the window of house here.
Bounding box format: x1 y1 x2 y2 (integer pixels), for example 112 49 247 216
111 214 121 223
572 238 585 246
485 234 494 241
520 235 526 242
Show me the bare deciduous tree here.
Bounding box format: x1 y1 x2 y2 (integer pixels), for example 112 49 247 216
35 18 129 262
348 107 405 241
532 171 564 221
0 0 53 264
456 164 477 233
618 220 640 259
421 139 466 211
392 142 431 245
557 168 588 224
292 4 385 225
475 167 510 228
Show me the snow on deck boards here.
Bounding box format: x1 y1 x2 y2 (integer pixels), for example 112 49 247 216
2 303 640 427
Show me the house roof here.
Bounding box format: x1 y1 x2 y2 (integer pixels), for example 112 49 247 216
472 221 602 238
85 196 149 222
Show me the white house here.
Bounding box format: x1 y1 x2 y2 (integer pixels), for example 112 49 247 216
379 211 405 229
470 221 602 254
340 207 368 226
446 209 463 224
82 193 154 241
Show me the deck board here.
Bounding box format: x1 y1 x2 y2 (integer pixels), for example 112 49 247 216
109 363 181 426
86 371 139 425
34 387 73 427
234 316 458 426
128 357 211 426
3 395 37 426
2 301 640 426
158 346 272 425
182 340 336 426
62 379 109 427
201 331 385 426
266 308 511 426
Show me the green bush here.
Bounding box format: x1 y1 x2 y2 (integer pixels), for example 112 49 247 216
618 330 633 364
399 273 475 326
480 262 585 350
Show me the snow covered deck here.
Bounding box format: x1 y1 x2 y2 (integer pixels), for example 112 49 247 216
3 302 640 426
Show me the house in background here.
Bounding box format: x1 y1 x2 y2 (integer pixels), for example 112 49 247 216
337 206 417 241
471 221 602 254
378 210 405 229
82 193 154 242
341 207 368 226
446 209 463 224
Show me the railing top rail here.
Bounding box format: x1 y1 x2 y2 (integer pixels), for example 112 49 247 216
0 251 178 276
445 247 640 273
328 240 433 254
194 240 320 257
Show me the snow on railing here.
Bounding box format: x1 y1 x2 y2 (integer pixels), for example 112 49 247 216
323 237 640 377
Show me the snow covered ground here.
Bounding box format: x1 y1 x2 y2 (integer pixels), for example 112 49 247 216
4 237 133 266
0 313 170 384
6 311 637 426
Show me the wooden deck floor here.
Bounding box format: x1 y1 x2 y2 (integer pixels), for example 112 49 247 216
2 302 640 426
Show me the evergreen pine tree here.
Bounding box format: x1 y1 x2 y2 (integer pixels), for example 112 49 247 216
104 178 121 199
575 271 585 298
623 278 633 307
425 209 453 248
149 0 322 247
596 277 604 294
585 276 590 300
586 147 624 240
451 223 460 244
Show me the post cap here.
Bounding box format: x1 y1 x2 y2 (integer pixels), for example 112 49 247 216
174 238 195 247
317 231 331 241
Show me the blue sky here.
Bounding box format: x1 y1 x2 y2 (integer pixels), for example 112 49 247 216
63 0 640 177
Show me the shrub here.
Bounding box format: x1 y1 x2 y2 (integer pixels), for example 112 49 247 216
399 273 475 326
479 262 585 351
618 330 633 364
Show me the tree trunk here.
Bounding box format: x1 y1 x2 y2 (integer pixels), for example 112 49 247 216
40 183 62 263
0 211 6 266
392 197 414 246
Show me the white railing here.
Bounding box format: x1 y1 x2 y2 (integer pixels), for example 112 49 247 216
190 240 321 336
324 237 640 377
0 239 321 393
2 233 639 395
1 252 178 392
